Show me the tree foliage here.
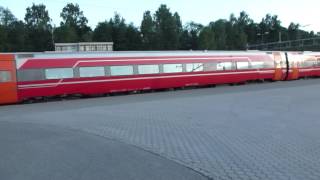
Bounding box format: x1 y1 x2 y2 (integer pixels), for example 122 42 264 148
60 3 87 28
0 7 16 26
154 5 182 50
180 22 202 50
199 26 216 50
93 13 142 50
0 4 318 52
141 11 155 50
25 4 51 29
24 4 53 51
55 3 91 43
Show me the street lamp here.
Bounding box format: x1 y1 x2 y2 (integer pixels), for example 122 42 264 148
51 24 56 48
301 24 311 29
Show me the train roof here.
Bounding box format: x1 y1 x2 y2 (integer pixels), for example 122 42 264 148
2 51 319 59
8 51 276 68
8 50 271 59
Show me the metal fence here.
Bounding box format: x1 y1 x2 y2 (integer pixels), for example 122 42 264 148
248 37 320 51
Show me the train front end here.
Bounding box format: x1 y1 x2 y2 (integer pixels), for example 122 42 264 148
0 54 18 105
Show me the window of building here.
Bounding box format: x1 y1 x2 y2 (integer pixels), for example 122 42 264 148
110 66 134 76
186 63 204 72
45 68 74 79
0 71 12 82
163 64 183 73
138 65 159 74
79 67 105 77
236 61 250 70
217 62 233 71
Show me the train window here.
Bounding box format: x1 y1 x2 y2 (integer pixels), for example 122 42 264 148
17 69 45 82
45 68 74 79
0 71 12 82
110 66 134 76
251 62 264 69
186 63 204 72
204 63 217 71
217 62 233 71
79 67 105 77
138 65 159 74
302 61 315 67
264 61 275 68
236 61 249 70
163 64 183 73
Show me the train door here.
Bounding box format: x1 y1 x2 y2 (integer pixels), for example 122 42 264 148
0 54 18 104
287 53 300 80
273 52 286 80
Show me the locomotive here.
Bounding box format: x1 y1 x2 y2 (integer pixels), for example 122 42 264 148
0 51 319 105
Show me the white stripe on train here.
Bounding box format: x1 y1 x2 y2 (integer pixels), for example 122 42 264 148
19 56 256 69
71 57 252 68
18 70 275 89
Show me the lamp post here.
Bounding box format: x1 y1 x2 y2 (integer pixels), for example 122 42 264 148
279 32 282 42
51 24 56 49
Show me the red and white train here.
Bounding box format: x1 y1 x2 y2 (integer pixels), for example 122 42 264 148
1 51 320 105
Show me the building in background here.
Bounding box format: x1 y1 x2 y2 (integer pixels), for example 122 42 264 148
55 42 113 52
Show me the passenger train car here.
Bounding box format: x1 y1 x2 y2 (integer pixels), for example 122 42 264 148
1 51 320 105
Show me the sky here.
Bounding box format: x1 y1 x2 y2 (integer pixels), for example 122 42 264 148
0 0 319 32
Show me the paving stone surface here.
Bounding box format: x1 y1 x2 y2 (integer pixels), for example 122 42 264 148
1 79 320 179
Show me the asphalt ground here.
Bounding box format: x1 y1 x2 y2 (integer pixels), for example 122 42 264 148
1 78 320 180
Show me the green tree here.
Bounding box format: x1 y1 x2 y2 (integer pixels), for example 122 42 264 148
174 12 183 46
0 7 27 52
93 21 113 42
0 7 17 26
125 23 142 50
25 4 51 29
54 25 78 43
199 25 216 50
110 13 128 50
258 14 282 43
60 3 87 27
244 21 259 44
141 11 156 50
226 13 247 50
213 20 227 49
179 22 202 50
6 21 26 52
24 3 53 51
154 4 182 49
0 25 7 51
288 23 299 40
93 13 142 50
1 4 319 52
56 3 91 42
237 11 256 45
